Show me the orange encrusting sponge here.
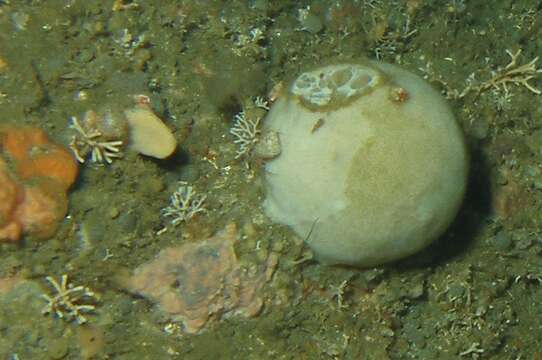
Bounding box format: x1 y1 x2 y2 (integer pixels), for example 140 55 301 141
16 142 78 190
1 126 49 162
0 125 78 243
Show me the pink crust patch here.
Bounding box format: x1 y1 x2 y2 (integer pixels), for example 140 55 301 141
128 224 276 334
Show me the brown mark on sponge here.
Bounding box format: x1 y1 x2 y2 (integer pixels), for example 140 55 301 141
388 86 409 103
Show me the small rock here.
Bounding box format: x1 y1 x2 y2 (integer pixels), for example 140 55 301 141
254 130 281 160
48 338 69 359
493 230 511 251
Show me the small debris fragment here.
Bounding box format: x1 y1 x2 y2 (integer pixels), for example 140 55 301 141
329 280 349 310
477 49 542 95
459 342 484 357
460 48 542 99
311 118 325 133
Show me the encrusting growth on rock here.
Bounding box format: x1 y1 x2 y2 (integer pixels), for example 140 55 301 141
126 223 276 334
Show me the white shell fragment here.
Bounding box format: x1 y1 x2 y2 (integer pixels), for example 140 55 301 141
124 104 177 159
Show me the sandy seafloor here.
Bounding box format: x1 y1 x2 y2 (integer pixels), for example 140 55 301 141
1 0 542 359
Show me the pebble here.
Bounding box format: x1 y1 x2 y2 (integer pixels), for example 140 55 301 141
300 13 324 34
254 130 281 159
48 338 69 359
493 230 512 251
